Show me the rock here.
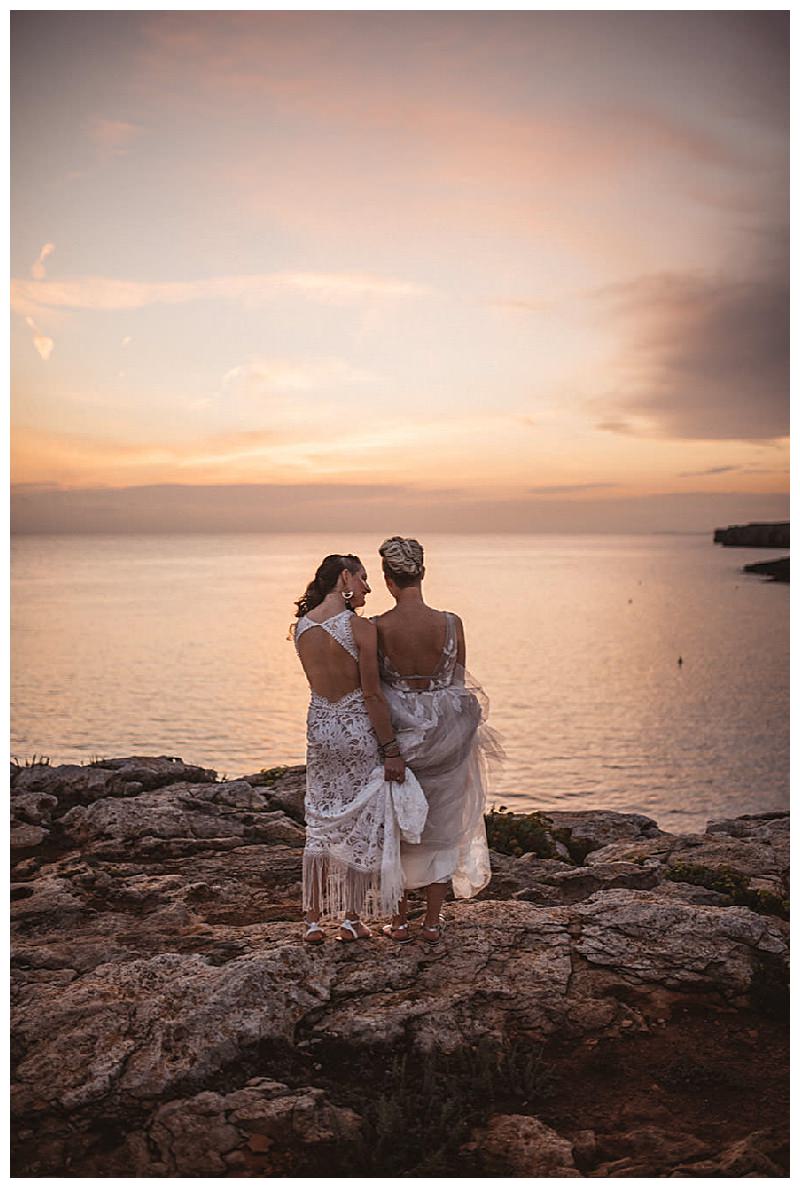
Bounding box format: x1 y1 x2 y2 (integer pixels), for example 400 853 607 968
11 791 59 827
570 1128 597 1170
534 861 660 904
573 889 788 998
673 1128 788 1177
742 556 789 582
10 825 49 851
8 757 788 1176
544 809 664 858
713 521 789 548
241 766 307 824
593 1123 709 1175
650 880 732 907
143 1081 359 1176
465 1114 581 1176
11 945 335 1117
58 783 305 860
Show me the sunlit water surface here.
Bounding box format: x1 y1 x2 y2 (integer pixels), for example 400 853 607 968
11 533 788 831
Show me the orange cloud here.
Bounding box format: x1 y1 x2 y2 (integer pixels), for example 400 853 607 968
88 117 142 155
23 316 54 361
11 270 430 318
31 242 55 280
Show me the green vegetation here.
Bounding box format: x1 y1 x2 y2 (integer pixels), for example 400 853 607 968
11 755 51 768
258 765 289 786
349 1038 558 1176
484 807 597 866
485 807 556 858
666 862 789 919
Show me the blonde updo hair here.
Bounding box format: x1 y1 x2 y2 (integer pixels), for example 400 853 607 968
379 536 424 587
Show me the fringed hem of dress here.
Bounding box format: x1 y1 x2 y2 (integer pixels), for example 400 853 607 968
303 853 396 922
302 766 429 921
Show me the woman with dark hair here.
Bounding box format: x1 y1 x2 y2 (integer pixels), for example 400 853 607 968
372 537 503 942
292 553 422 944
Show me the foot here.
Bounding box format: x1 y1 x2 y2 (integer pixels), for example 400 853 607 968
303 917 324 945
337 916 372 943
381 920 411 943
420 915 446 943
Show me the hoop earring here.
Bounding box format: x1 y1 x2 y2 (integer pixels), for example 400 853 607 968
343 589 354 605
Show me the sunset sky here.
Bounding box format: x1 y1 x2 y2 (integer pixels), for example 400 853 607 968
11 11 789 533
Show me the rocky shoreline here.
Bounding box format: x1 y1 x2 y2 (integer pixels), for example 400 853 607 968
11 756 789 1177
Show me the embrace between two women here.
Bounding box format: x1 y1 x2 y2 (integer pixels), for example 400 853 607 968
292 536 503 945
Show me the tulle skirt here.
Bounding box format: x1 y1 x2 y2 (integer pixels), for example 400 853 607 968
383 669 504 898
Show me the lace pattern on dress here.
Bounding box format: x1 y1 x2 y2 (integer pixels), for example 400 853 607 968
295 610 359 662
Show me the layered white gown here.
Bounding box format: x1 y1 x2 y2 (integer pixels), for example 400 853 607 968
377 612 503 898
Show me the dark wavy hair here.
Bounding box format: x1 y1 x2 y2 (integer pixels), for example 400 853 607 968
294 554 362 619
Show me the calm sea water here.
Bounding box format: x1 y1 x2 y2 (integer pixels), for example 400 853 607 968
11 533 788 831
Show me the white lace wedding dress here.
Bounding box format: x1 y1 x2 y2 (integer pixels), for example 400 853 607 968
376 611 503 898
294 609 427 919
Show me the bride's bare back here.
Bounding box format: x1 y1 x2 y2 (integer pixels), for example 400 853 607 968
296 612 361 703
374 603 465 689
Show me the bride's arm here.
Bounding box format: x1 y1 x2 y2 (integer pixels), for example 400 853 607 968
454 614 466 667
351 617 406 782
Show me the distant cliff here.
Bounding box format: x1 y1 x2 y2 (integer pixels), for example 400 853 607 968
714 522 789 548
743 557 789 583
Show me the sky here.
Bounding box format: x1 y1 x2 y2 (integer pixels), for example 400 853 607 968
10 11 789 533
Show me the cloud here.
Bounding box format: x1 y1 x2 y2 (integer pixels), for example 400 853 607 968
591 269 789 441
221 356 378 396
88 118 142 155
596 418 636 435
121 336 132 347
31 242 55 280
527 482 619 496
678 465 739 477
10 482 790 536
11 270 429 318
24 315 54 361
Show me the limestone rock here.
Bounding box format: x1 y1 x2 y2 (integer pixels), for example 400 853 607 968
465 1113 581 1176
9 758 788 1177
241 765 307 824
11 791 59 827
573 889 787 997
544 809 665 855
10 824 49 851
592 1123 709 1175
673 1128 788 1177
58 782 304 860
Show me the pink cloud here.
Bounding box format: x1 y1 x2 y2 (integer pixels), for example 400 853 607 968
88 117 142 155
11 270 430 317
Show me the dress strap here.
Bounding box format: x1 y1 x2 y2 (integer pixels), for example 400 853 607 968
295 611 359 662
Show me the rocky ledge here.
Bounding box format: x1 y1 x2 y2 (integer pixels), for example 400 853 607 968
11 757 789 1177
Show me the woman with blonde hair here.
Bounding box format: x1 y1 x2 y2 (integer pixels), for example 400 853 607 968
372 536 503 942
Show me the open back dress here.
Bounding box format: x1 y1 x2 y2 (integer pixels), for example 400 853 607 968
376 610 503 897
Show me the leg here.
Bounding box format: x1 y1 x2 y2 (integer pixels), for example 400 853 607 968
303 881 324 944
338 907 373 942
382 893 411 942
421 881 448 941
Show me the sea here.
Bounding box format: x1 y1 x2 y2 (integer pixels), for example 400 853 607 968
10 532 789 833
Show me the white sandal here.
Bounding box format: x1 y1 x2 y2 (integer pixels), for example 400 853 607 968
421 915 446 943
303 918 324 945
381 921 412 944
337 917 371 943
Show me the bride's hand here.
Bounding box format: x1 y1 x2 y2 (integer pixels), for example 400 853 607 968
384 755 406 783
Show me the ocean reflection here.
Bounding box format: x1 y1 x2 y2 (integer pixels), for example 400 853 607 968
11 532 788 831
